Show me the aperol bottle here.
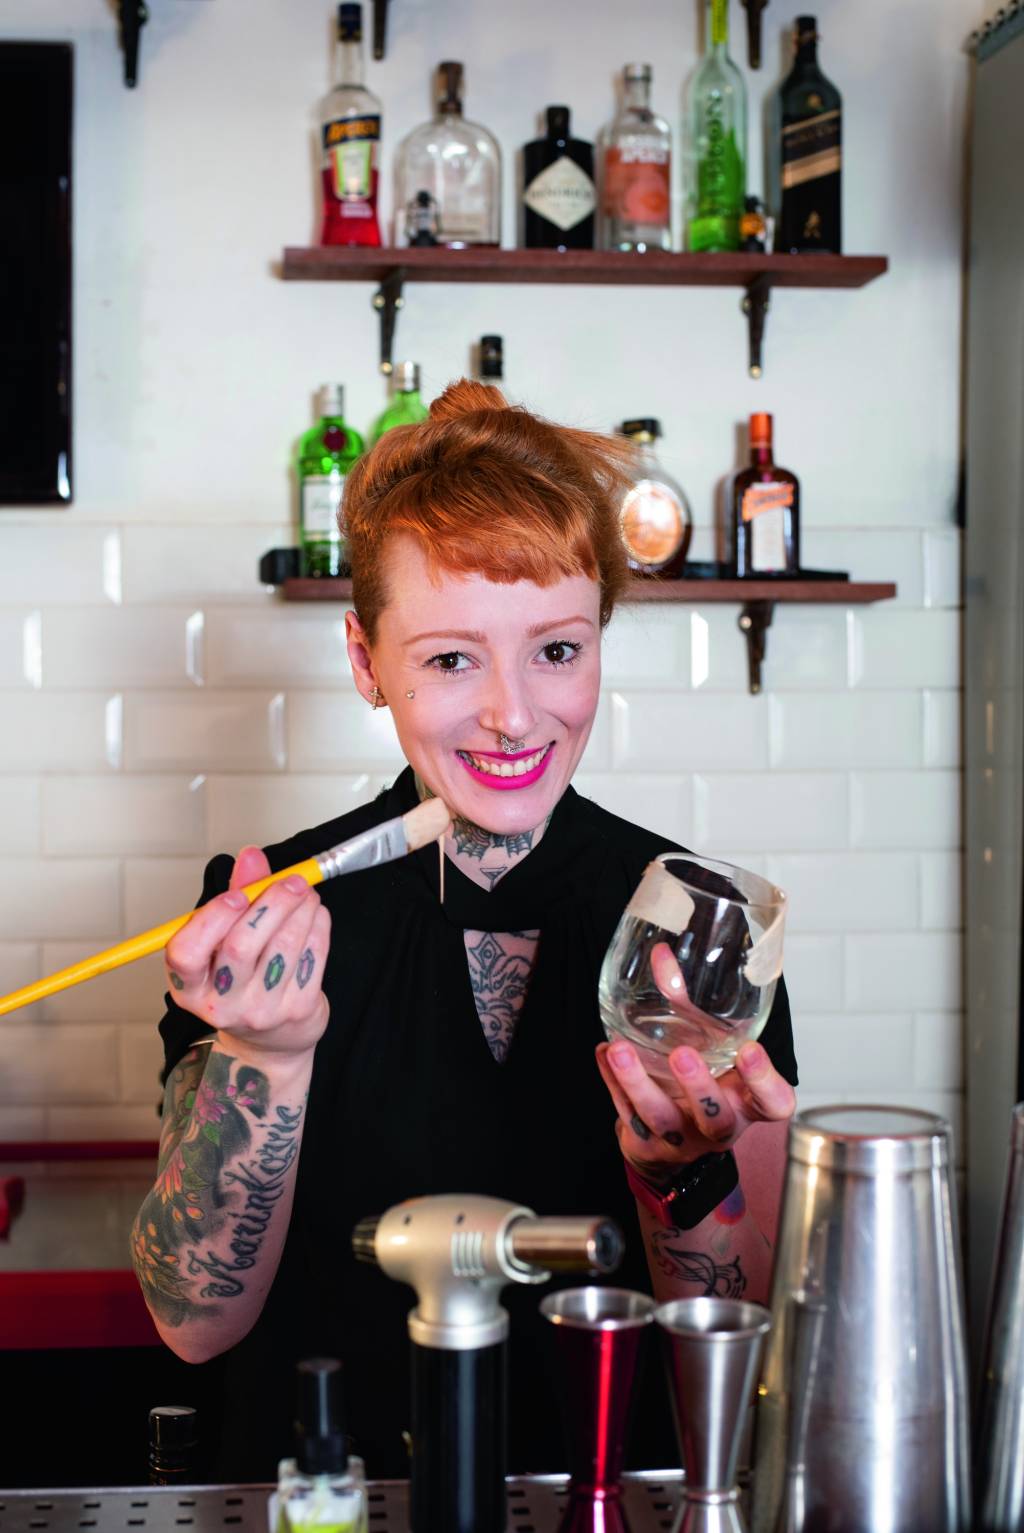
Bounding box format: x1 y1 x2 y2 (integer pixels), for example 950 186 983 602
317 4 382 248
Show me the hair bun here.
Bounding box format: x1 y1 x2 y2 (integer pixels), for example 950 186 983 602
429 377 509 422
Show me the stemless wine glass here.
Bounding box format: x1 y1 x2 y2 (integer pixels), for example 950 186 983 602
599 853 787 1080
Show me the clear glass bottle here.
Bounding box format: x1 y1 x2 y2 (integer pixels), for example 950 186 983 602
370 361 429 443
297 385 365 578
685 0 747 252
618 419 693 577
522 106 596 250
598 65 672 253
394 62 501 248
317 4 382 247
272 1360 367 1533
770 15 842 252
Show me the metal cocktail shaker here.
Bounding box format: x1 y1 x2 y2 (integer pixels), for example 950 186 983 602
751 1105 971 1533
975 1102 1024 1531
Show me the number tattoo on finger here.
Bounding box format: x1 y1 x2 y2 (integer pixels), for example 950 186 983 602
701 1097 721 1118
247 906 269 930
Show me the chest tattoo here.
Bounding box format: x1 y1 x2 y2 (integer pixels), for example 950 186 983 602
464 929 540 1063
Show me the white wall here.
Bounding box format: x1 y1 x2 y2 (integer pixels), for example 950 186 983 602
0 0 978 1142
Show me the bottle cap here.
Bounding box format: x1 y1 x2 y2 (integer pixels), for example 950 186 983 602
620 418 661 441
149 1406 198 1458
337 3 362 40
546 105 570 138
479 335 503 381
749 412 773 446
795 15 818 42
295 1358 348 1476
393 361 421 392
317 384 345 418
438 60 464 113
623 63 652 83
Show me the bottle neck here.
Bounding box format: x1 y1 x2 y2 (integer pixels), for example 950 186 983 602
707 0 730 52
623 78 651 112
335 37 364 89
750 443 773 466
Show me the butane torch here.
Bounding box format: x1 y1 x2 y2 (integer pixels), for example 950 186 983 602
352 1194 624 1533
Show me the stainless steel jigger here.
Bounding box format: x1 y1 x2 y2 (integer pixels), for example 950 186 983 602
655 1298 772 1533
541 1288 657 1533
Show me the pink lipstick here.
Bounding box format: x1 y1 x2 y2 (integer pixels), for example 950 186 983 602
456 743 555 791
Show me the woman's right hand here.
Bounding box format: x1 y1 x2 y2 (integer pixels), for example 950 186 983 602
164 845 331 1061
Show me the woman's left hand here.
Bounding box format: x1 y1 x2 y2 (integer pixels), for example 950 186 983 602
595 1036 796 1184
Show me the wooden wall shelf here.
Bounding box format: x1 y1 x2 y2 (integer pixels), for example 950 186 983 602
280 247 889 377
280 576 898 693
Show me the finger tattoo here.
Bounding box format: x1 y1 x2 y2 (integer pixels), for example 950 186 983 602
630 1113 652 1141
264 953 286 990
169 971 185 992
664 1130 684 1146
701 1097 722 1118
296 948 316 989
247 905 269 930
214 965 234 995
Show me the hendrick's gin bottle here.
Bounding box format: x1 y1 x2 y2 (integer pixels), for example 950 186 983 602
773 15 841 253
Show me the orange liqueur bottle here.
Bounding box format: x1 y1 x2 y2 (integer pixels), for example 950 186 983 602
732 412 800 576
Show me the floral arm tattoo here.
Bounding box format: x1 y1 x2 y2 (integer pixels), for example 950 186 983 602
131 1046 305 1327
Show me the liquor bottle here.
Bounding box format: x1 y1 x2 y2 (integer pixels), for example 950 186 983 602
522 106 596 250
476 334 504 388
731 413 800 576
394 62 501 248
598 65 672 253
685 0 747 252
271 1360 367 1533
297 385 365 578
148 1406 198 1486
771 16 842 252
317 4 382 248
617 419 693 577
370 362 429 443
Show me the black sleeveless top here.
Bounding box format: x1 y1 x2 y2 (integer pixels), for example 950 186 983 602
159 768 797 1480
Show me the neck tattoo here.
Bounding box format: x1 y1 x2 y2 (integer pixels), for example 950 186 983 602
413 771 549 891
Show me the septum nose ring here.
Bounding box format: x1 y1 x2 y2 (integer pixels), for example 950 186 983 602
500 734 526 754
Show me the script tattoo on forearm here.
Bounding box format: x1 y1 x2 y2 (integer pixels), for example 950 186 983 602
130 1047 305 1325
650 1228 748 1299
464 929 539 1063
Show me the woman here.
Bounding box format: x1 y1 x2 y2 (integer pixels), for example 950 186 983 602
137 381 797 1480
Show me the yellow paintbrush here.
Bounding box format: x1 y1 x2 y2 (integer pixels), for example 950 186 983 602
0 797 451 1019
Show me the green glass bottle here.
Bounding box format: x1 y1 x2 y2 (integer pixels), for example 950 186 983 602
370 361 429 444
297 384 364 578
685 0 747 252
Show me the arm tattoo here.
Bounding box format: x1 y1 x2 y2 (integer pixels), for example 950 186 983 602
131 1047 304 1325
650 1229 748 1298
464 929 539 1063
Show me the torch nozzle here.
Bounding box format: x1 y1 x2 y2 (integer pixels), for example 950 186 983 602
352 1215 381 1264
508 1215 624 1275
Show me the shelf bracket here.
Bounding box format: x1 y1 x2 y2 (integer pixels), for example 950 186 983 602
738 600 774 694
372 0 389 59
372 267 406 375
742 274 771 379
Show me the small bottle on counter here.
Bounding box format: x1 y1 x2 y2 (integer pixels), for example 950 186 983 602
297 385 365 578
731 412 801 576
617 419 693 578
271 1359 367 1533
370 361 429 443
148 1406 199 1486
598 65 672 252
317 4 382 248
522 106 596 250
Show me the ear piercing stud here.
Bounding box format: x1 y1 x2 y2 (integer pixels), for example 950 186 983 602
406 690 416 699
370 686 384 709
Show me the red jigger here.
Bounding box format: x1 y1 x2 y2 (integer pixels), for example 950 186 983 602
541 1287 657 1533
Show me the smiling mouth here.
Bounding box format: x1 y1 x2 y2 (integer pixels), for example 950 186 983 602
456 744 554 779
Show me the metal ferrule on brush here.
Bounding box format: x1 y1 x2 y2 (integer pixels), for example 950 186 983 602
315 815 409 881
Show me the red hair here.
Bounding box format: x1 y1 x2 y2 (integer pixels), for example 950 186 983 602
344 379 634 643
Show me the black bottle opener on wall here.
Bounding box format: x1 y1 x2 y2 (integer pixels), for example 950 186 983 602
119 0 148 86
741 0 768 68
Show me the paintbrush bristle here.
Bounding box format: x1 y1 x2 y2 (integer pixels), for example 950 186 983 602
402 795 451 852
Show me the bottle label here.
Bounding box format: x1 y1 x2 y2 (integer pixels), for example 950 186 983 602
781 109 841 190
302 475 345 538
741 482 793 572
620 481 687 568
602 147 671 227
323 115 381 202
524 155 596 232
